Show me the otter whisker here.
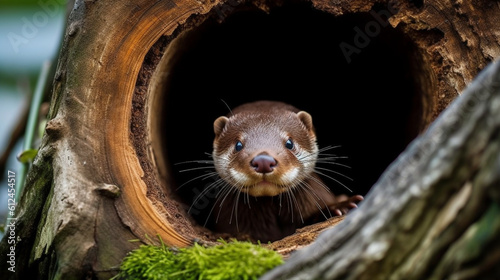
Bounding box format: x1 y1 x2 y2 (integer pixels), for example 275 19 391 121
213 184 233 215
300 158 350 167
314 161 351 169
314 166 353 181
176 171 219 190
284 188 294 223
318 145 342 152
230 187 244 232
306 174 334 194
301 145 341 158
296 180 332 219
206 182 233 227
178 166 216 173
301 175 331 197
298 145 344 162
289 189 305 224
211 155 229 163
189 179 223 211
315 156 349 161
213 175 242 228
313 145 342 156
215 182 235 208
278 191 283 216
244 187 252 209
204 152 214 157
316 153 345 157
314 169 353 193
189 177 227 214
175 153 219 190
300 155 349 164
175 159 214 165
220 176 244 211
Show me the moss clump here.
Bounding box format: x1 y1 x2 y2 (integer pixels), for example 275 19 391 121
115 239 284 280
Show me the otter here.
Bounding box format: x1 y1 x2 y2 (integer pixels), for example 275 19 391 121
190 101 363 242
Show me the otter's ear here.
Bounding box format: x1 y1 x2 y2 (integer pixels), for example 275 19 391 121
214 116 229 137
297 111 315 133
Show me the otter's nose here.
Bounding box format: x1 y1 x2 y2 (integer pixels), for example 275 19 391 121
251 154 277 173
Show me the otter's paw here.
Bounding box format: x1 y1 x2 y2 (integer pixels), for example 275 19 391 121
329 195 364 216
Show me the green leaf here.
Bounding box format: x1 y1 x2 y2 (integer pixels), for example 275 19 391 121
17 149 38 163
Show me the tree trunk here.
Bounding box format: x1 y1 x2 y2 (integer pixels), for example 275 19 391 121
1 0 500 279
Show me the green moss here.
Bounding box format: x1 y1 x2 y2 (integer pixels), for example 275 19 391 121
115 238 284 280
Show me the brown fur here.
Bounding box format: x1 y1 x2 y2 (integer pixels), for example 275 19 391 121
209 101 362 242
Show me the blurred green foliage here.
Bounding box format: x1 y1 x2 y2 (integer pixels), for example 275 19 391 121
0 0 65 8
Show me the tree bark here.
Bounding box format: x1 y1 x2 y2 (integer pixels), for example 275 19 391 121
1 0 500 279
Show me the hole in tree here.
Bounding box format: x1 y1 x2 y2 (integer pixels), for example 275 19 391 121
409 0 424 9
150 2 435 239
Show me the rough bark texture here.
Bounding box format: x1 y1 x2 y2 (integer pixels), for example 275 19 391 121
261 59 500 280
0 0 499 279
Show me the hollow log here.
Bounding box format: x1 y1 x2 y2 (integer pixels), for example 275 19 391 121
1 0 500 279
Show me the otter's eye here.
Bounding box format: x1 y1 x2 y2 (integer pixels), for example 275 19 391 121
235 141 243 152
285 138 294 150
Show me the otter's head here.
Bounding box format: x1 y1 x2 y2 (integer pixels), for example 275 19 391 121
212 109 318 197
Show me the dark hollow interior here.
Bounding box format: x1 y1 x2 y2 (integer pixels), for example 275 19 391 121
160 3 428 226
